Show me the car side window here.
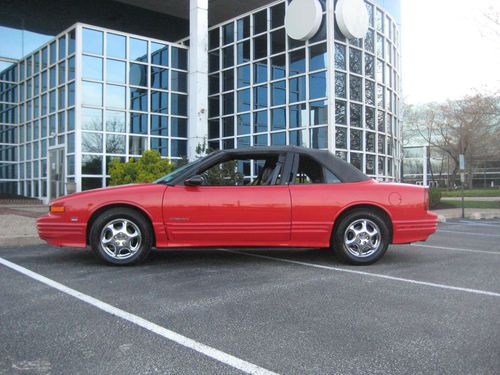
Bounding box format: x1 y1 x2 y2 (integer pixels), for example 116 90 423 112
198 154 284 186
293 155 341 184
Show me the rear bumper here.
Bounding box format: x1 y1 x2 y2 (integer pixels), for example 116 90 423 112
37 214 87 248
392 212 438 244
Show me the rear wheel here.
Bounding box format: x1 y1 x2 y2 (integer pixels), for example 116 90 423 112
90 208 152 265
332 209 390 265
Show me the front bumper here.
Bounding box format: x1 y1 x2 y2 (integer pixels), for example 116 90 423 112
37 214 87 248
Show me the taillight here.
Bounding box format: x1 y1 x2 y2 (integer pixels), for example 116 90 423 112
424 188 429 211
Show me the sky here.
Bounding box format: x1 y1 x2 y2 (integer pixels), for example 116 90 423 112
401 0 500 104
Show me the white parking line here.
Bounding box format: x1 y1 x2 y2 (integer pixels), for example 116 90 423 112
410 243 500 255
222 251 500 298
0 257 279 375
437 229 500 238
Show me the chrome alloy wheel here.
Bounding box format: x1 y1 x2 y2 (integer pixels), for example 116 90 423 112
343 218 381 258
100 219 142 259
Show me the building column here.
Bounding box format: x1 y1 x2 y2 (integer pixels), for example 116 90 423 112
187 0 209 160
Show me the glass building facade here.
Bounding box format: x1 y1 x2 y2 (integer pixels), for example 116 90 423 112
0 0 401 201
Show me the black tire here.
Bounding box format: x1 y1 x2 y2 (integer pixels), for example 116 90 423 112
332 209 390 265
89 208 153 265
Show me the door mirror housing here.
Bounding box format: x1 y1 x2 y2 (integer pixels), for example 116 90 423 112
184 175 204 186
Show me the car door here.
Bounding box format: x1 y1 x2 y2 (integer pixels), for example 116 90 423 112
162 152 292 245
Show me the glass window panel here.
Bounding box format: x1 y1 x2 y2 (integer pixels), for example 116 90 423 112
68 82 75 106
171 71 187 92
289 103 307 128
151 115 168 136
151 67 168 89
82 108 103 131
237 16 250 40
129 38 148 62
254 133 267 146
130 88 148 111
106 134 126 154
223 22 234 45
310 100 328 126
350 103 362 128
365 80 375 105
150 137 168 156
223 69 234 91
310 14 326 43
68 109 75 131
82 55 103 80
172 47 187 70
349 75 362 102
171 139 187 157
237 113 250 135
106 84 126 109
82 28 103 55
130 63 147 87
171 117 187 138
335 100 347 125
377 110 385 132
271 80 286 106
49 67 56 89
209 28 219 50
365 106 375 130
130 113 148 134
107 59 126 84
254 110 268 133
271 28 286 54
271 2 285 29
376 33 384 57
311 127 327 149
271 54 286 80
253 85 267 109
171 94 187 116
378 134 386 153
253 10 267 35
309 43 327 71
129 135 147 155
289 76 306 103
151 91 168 113
335 72 346 98
58 62 66 84
366 132 376 153
365 54 375 79
366 154 375 174
237 40 250 64
309 71 326 99
289 129 305 146
237 65 250 88
82 132 103 153
208 119 219 139
271 132 286 145
151 43 168 66
222 45 234 68
106 110 126 132
253 35 267 60
222 92 234 115
209 50 220 72
271 107 286 130
335 126 347 149
82 177 102 191
351 153 363 171
58 86 65 110
237 89 250 112
349 48 362 74
289 49 305 76
82 81 102 106
209 73 219 94
58 36 66 60
334 43 346 70
68 56 75 81
107 33 126 59
222 116 234 137
378 156 385 175
253 60 267 84
365 29 374 53
208 96 219 118
82 154 103 174
377 84 385 108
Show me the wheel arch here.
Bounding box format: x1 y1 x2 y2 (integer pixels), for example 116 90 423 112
86 203 156 247
331 203 393 244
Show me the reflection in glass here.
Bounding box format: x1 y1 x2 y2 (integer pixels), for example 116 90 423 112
349 75 362 102
82 132 103 153
172 47 187 70
289 49 305 76
130 63 147 87
336 126 347 149
151 115 168 136
107 60 126 84
82 154 102 174
130 38 148 62
151 91 168 113
237 65 250 88
151 67 168 89
253 60 267 84
253 35 267 60
151 137 168 156
335 71 346 98
130 87 148 111
365 106 375 130
289 76 305 103
171 94 187 116
237 89 250 112
309 43 327 71
366 132 376 153
106 110 126 132
271 29 285 55
271 80 286 106
106 84 126 109
171 70 187 92
130 113 148 134
310 71 326 99
310 100 327 126
237 113 250 135
334 43 345 70
253 85 267 109
335 100 347 125
311 127 327 149
151 43 168 66
82 55 103 80
349 48 362 74
254 110 267 133
82 81 102 106
237 16 250 40
271 107 286 130
129 136 147 155
237 41 250 64
82 108 103 131
82 28 103 55
107 33 126 59
222 45 234 68
223 22 234 45
171 117 187 137
106 134 126 154
254 10 267 35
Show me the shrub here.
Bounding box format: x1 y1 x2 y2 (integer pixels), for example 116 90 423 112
428 188 442 209
109 150 174 185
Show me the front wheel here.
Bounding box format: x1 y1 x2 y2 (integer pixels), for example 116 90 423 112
90 208 152 265
332 210 390 265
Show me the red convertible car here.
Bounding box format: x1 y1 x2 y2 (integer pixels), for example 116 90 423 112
37 146 437 265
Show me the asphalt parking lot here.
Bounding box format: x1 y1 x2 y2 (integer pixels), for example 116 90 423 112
0 219 499 375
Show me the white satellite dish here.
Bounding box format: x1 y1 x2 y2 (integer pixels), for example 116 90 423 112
285 0 323 41
335 0 369 39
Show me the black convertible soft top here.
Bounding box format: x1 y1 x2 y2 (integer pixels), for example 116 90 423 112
222 146 370 183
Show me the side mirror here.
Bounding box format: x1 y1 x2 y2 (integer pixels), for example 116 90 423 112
184 175 204 186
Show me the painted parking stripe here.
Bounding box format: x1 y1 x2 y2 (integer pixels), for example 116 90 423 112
410 243 500 255
222 251 500 298
459 220 500 227
437 229 500 238
0 257 279 375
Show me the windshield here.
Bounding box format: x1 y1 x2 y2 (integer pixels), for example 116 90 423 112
154 159 203 184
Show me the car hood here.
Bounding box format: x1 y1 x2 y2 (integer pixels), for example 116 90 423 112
50 183 153 204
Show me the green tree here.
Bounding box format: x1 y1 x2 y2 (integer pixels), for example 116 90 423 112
109 150 174 185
